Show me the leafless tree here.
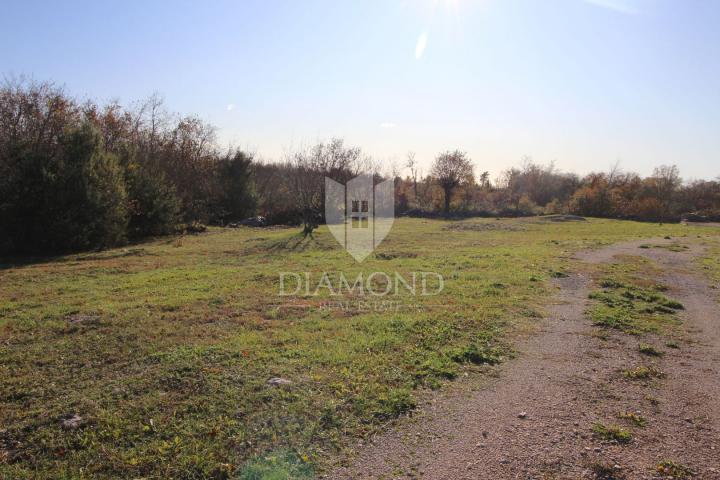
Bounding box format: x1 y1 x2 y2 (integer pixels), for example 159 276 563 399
287 138 364 235
649 165 682 221
430 150 474 214
405 151 419 202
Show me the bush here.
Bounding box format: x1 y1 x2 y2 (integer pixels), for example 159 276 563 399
126 161 181 238
0 81 260 255
0 123 128 254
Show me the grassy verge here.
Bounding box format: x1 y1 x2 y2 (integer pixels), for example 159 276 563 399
1 218 716 478
698 237 720 299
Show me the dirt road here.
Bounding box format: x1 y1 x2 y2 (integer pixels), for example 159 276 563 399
328 239 720 479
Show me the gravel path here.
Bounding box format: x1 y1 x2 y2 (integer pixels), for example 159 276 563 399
328 239 720 479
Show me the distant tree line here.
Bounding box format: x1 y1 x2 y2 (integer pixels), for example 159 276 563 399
2 80 719 255
253 149 720 231
393 158 720 224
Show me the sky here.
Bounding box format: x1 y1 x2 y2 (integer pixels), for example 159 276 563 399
1 0 719 180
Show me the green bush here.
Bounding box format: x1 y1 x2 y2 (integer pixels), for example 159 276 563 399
0 123 128 254
125 160 181 238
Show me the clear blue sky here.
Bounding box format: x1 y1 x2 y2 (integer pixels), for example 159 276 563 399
2 0 719 180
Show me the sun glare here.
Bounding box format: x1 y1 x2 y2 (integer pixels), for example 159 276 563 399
415 32 428 59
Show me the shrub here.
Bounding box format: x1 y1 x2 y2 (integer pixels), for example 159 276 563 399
450 342 504 365
0 123 128 254
592 423 633 444
125 161 181 237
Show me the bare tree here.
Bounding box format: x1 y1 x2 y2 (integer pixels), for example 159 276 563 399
287 138 363 236
649 165 681 221
405 151 418 203
478 171 491 190
430 150 474 214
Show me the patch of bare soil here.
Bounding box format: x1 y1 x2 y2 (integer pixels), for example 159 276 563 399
327 239 720 479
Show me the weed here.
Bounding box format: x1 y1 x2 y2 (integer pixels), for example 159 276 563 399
638 343 663 356
666 340 680 349
450 342 505 365
617 411 646 427
375 252 418 260
656 460 694 479
661 299 684 310
591 423 633 444
640 243 689 252
588 269 684 335
550 270 569 278
600 279 625 289
663 244 690 252
623 365 664 380
590 462 626 480
237 450 314 480
374 388 417 419
413 356 459 388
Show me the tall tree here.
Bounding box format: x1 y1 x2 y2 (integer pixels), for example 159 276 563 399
650 165 681 220
430 150 474 214
216 150 257 222
405 151 419 204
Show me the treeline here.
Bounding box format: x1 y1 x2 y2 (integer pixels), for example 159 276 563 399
2 80 719 255
0 80 254 254
254 149 720 229
391 158 720 222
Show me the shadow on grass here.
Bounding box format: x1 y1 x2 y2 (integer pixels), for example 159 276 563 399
261 231 337 253
0 241 158 270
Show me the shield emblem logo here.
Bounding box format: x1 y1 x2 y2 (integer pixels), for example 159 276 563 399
325 174 394 262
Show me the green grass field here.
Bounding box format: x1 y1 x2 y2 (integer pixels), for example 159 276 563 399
1 217 717 479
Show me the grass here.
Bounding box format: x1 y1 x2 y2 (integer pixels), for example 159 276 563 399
622 365 665 380
639 243 690 252
698 238 720 300
236 450 313 480
617 411 647 427
638 343 663 356
0 218 716 478
591 423 633 444
656 460 694 479
587 256 685 335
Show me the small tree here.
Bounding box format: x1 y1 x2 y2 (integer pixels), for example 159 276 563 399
287 139 363 236
430 150 474 214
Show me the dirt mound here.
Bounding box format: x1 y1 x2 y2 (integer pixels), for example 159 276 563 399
542 214 587 222
444 221 528 232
